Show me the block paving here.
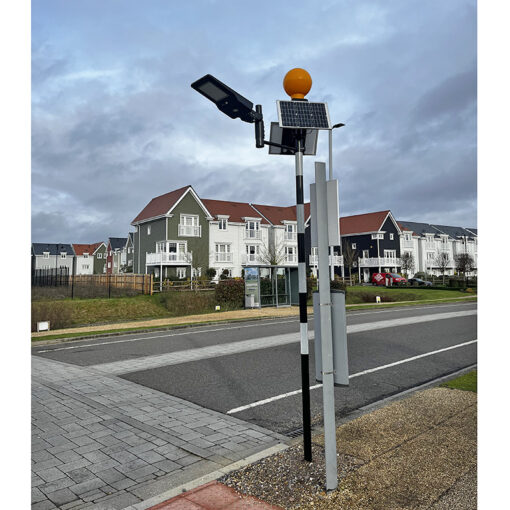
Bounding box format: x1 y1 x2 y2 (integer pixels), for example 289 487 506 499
32 356 286 509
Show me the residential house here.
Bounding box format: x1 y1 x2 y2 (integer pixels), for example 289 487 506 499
106 237 128 274
398 221 477 277
32 243 75 273
124 233 135 272
131 185 212 279
72 243 105 275
338 210 402 282
92 242 107 274
201 198 271 278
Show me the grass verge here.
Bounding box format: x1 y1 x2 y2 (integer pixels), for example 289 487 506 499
441 370 477 392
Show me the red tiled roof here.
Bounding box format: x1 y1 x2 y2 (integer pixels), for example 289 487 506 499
251 203 311 225
132 185 191 224
339 210 390 235
202 199 270 224
72 242 103 256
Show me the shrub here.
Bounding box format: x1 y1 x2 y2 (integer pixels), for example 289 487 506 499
330 277 346 291
306 277 317 300
215 279 245 308
413 272 427 279
32 301 73 332
206 268 216 280
160 290 216 316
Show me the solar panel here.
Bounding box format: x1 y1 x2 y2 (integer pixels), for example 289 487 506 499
277 100 331 130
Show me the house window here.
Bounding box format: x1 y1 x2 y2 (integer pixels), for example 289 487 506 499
371 233 384 240
60 252 67 259
43 252 49 259
285 246 296 262
245 220 261 239
83 253 89 258
246 245 259 261
215 244 232 262
179 215 201 237
352 243 356 249
285 223 297 241
97 253 102 259
83 264 89 270
222 268 232 278
426 252 435 261
390 233 394 240
384 250 396 258
147 225 151 235
108 262 111 268
218 219 228 230
362 250 369 258
404 233 411 241
192 267 202 278
176 267 186 279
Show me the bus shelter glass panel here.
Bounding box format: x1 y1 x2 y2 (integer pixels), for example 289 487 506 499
244 267 260 308
259 266 291 307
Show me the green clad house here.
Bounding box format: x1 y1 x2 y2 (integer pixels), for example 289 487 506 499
131 185 213 279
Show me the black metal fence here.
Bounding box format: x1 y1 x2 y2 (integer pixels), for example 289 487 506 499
31 272 152 300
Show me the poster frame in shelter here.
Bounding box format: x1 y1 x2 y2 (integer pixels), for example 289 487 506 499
244 267 260 308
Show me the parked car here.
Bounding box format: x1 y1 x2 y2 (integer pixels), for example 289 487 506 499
408 277 432 286
371 272 407 286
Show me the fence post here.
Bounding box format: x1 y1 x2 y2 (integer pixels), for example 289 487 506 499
108 274 111 299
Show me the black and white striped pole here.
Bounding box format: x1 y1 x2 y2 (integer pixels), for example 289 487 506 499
295 133 312 462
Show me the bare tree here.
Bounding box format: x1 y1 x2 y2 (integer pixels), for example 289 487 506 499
454 253 475 283
259 238 286 266
401 252 415 278
434 252 451 284
342 242 359 286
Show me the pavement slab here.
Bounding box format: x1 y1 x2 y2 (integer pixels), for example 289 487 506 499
32 356 286 509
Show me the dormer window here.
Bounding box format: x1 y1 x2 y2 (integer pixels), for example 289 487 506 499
404 233 411 241
60 252 67 259
83 253 89 258
43 252 49 259
218 219 228 230
285 223 297 241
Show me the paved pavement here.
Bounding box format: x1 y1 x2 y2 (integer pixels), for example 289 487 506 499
32 357 286 509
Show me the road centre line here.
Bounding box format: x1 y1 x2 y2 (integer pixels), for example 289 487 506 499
34 302 475 354
88 309 476 376
226 339 478 414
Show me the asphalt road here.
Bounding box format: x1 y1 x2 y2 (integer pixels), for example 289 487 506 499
32 301 477 435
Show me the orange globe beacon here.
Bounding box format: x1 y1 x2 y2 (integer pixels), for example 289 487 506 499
283 68 312 99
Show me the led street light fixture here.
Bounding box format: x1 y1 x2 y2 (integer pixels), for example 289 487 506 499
191 74 259 123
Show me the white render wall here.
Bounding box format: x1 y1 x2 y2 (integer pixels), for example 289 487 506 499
75 255 94 275
33 254 74 272
208 220 270 278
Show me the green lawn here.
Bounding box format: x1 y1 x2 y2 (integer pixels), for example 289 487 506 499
343 285 474 305
441 370 477 392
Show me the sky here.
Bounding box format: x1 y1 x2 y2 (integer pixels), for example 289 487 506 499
31 0 477 243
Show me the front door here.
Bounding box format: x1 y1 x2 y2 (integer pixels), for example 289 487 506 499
363 268 370 283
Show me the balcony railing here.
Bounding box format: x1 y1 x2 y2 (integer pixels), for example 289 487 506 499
241 254 261 265
309 255 344 266
284 232 297 242
146 252 192 265
402 240 414 248
214 253 233 263
284 254 298 264
359 257 401 267
178 225 201 237
244 230 262 240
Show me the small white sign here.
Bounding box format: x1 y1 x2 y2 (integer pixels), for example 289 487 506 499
215 305 221 311
37 321 50 332
376 296 381 304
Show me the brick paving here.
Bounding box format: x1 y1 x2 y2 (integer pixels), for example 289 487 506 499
32 357 286 509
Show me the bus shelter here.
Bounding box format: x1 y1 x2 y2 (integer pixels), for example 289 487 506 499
244 266 299 308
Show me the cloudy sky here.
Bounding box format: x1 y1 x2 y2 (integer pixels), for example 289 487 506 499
31 0 477 243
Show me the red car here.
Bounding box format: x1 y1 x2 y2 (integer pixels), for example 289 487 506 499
371 272 407 286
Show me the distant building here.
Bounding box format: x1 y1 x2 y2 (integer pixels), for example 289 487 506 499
31 243 75 272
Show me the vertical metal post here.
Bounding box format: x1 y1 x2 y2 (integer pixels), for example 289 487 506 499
328 129 334 281
315 161 338 491
295 135 312 462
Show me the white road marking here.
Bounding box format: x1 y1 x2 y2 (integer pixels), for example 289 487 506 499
88 309 476 376
227 339 478 414
34 302 476 354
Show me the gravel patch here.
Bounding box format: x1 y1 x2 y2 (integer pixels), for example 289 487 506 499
220 442 364 509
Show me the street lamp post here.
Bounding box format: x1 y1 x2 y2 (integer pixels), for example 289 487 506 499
191 70 342 465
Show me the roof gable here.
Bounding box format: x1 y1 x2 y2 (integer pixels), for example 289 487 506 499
72 242 104 256
398 221 438 236
109 237 128 250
